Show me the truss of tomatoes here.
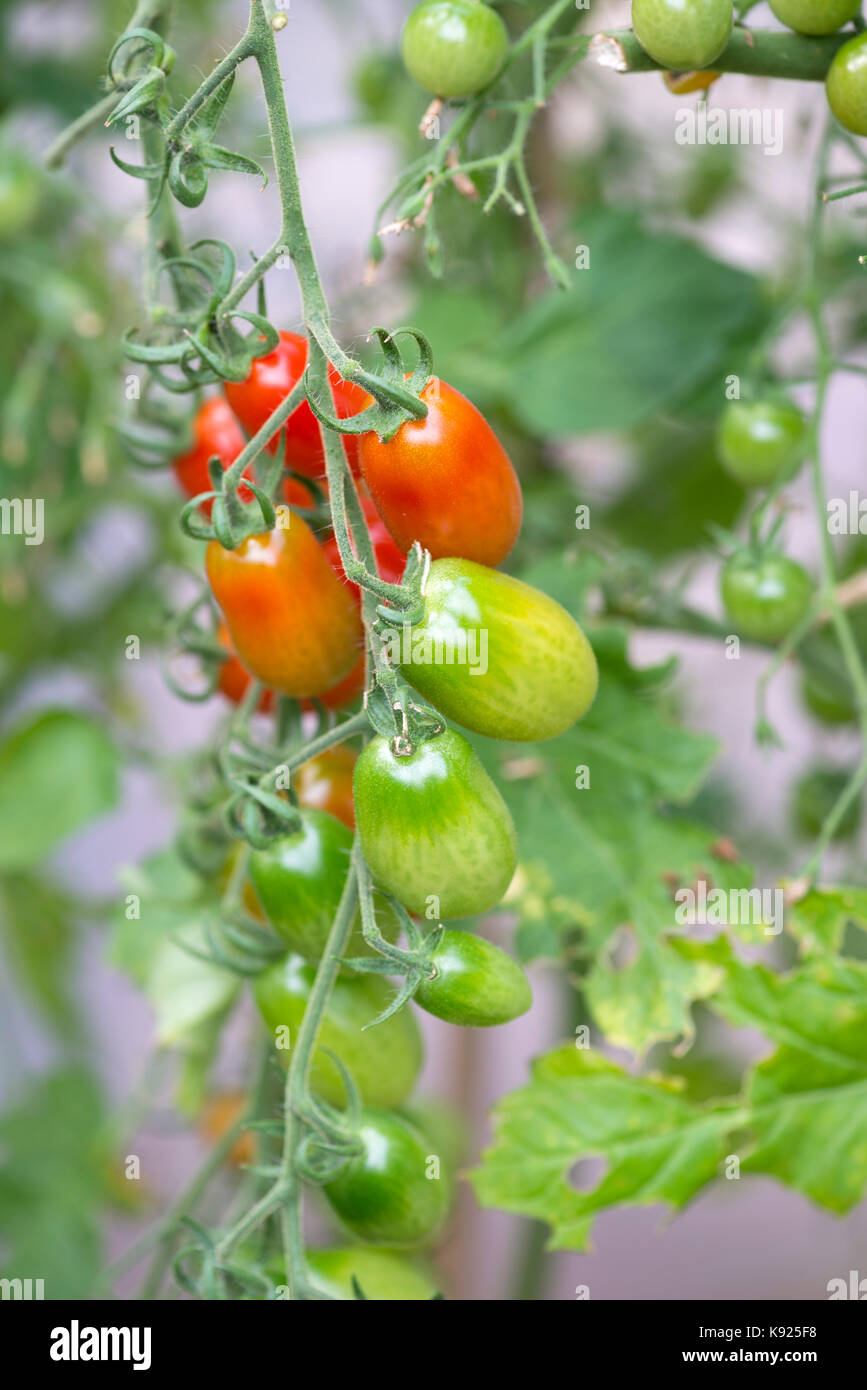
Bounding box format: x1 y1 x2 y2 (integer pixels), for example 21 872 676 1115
176 334 599 1250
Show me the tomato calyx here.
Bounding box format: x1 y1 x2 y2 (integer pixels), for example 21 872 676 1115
306 326 433 445
337 851 446 1027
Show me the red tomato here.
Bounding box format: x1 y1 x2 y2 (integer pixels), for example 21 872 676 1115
173 396 248 517
358 377 522 566
173 395 313 516
206 512 363 697
295 745 357 829
224 331 369 479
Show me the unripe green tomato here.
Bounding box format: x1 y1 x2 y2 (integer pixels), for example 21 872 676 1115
631 0 733 72
800 668 858 726
323 1108 450 1247
826 33 867 136
401 0 508 98
248 808 398 966
415 928 532 1026
792 767 863 841
353 727 517 919
721 554 813 643
403 558 598 742
769 1 861 36
253 954 423 1109
716 397 806 488
305 1248 441 1301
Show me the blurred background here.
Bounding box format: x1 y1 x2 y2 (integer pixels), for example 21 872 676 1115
1 0 866 1300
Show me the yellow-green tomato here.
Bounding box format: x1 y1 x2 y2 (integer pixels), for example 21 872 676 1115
401 557 598 742
632 0 733 73
253 954 423 1109
305 1248 441 1300
353 727 517 920
826 32 867 136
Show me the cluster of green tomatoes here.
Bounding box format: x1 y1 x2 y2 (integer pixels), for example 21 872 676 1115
715 393 814 645
398 1 867 143
632 2 867 137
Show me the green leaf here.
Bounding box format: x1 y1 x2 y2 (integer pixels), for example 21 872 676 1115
0 711 118 870
0 874 82 1038
471 1046 735 1251
786 886 867 957
487 209 767 438
0 1069 110 1297
478 612 750 1050
709 954 867 1214
112 845 240 1060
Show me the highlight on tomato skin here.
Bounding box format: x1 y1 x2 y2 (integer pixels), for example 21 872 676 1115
358 376 523 567
224 330 369 478
205 512 364 698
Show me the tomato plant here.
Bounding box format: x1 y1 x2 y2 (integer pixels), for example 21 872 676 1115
353 727 517 919
631 0 733 73
721 553 814 643
770 1 861 36
254 954 423 1109
401 557 598 741
415 928 532 1027
205 516 362 697
401 0 509 98
358 377 523 566
321 1107 449 1247
34 0 867 1315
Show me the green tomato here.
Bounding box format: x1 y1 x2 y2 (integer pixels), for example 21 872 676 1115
716 397 806 488
253 954 423 1109
323 1108 450 1247
826 32 867 136
770 0 861 36
401 0 508 99
402 557 598 742
415 928 532 1027
353 727 517 919
792 767 863 841
721 554 813 643
800 668 858 726
305 1248 441 1301
248 808 397 965
631 0 733 72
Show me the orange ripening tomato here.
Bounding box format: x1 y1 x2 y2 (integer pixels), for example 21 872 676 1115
216 622 275 713
358 377 522 566
173 396 249 517
199 1092 256 1168
295 745 357 829
224 331 369 479
205 512 363 698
